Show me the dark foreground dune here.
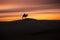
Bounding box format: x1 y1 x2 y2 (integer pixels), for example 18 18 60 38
0 18 60 40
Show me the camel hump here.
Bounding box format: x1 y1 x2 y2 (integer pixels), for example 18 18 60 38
23 13 28 17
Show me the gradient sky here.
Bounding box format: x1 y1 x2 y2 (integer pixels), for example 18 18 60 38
0 0 60 21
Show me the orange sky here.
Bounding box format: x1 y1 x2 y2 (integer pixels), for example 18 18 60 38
0 10 60 21
0 0 60 22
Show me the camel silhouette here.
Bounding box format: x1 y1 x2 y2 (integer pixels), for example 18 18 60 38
22 13 28 19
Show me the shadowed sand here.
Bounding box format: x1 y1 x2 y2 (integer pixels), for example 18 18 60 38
0 18 59 40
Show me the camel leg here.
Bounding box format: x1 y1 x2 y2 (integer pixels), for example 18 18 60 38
22 17 26 19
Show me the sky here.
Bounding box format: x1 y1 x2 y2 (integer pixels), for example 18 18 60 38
0 0 60 21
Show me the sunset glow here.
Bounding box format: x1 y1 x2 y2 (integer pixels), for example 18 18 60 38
0 0 60 22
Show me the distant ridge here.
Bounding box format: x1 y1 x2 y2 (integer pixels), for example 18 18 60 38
0 18 60 23
13 18 37 22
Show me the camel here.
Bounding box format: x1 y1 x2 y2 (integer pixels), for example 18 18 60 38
22 13 28 19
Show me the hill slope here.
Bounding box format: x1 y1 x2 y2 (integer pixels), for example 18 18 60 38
0 18 60 40
0 18 59 33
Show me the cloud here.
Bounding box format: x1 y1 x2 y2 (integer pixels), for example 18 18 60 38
21 0 60 4
0 0 60 5
0 5 60 13
0 15 19 18
0 0 60 13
